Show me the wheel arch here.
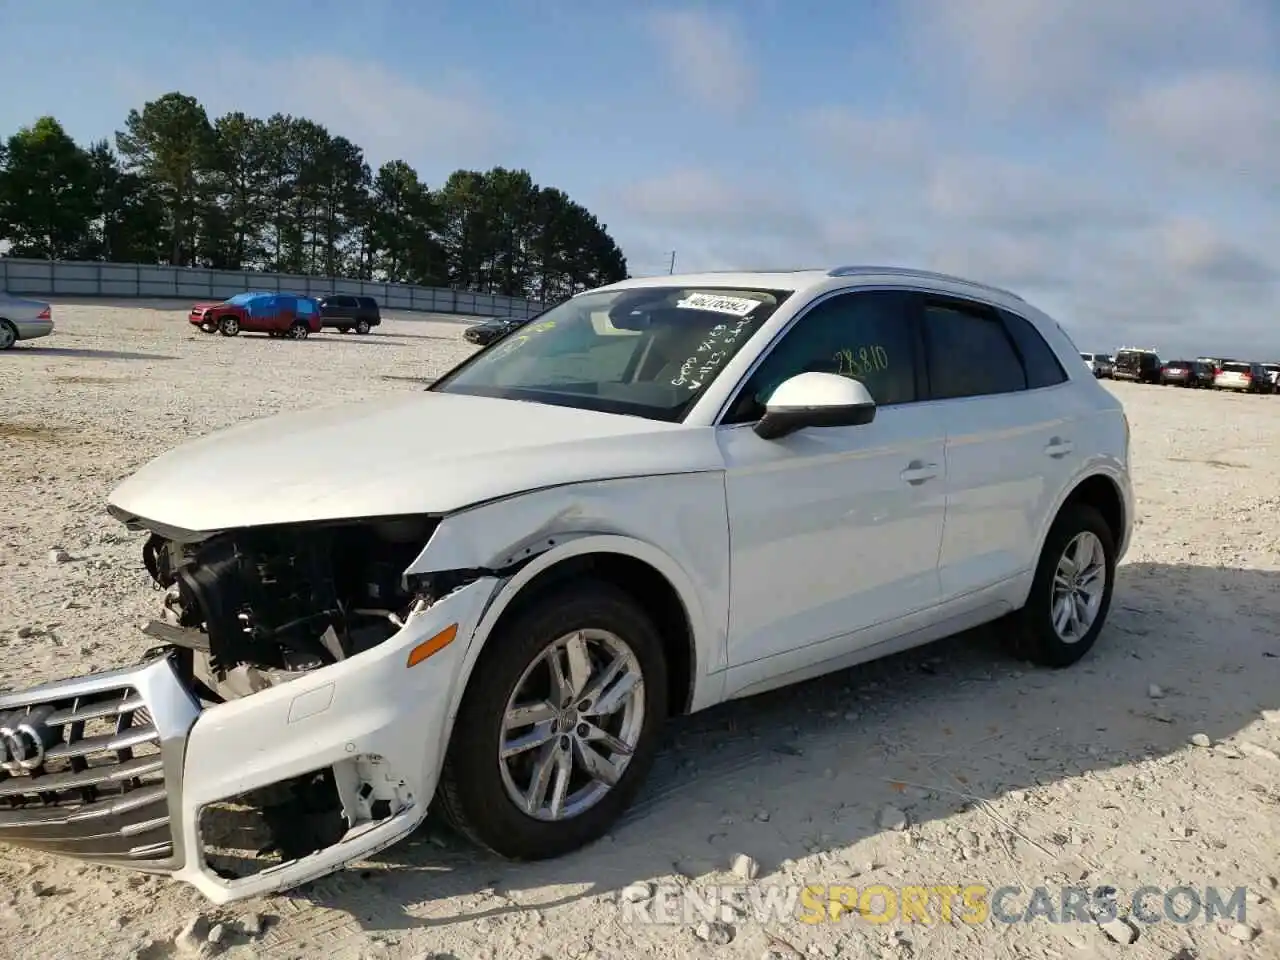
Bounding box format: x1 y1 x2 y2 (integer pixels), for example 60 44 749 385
433 535 707 775
1036 468 1128 567
467 536 699 706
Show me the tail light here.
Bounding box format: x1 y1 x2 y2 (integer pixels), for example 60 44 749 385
36 306 51 320
1215 368 1223 376
1243 370 1252 379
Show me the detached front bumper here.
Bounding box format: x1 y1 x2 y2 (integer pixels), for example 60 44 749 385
0 578 497 903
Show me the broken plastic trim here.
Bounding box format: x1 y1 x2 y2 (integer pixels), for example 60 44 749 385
197 754 412 882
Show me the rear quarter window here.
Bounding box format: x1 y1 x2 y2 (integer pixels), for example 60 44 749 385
999 309 1068 388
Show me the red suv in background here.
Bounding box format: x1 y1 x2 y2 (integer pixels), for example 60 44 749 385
189 293 322 339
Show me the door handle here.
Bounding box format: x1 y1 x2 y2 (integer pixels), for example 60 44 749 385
900 460 938 485
1044 437 1073 458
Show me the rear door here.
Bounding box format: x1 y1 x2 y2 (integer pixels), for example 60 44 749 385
276 295 297 329
920 295 1082 600
244 295 276 331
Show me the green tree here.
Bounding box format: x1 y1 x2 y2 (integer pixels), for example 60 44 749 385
201 112 271 269
0 116 96 259
115 92 214 266
367 160 446 284
83 139 166 263
2 92 627 303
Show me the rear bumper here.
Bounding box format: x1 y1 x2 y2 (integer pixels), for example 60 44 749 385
0 578 498 904
15 319 53 341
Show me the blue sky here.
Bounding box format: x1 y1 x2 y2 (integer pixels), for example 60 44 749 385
2 0 1278 357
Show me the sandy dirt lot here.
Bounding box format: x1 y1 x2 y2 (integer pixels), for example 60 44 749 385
1 301 1278 960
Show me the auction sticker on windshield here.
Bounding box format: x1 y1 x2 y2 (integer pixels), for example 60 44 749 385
676 293 762 317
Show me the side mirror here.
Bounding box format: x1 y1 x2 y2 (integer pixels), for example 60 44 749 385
753 372 877 440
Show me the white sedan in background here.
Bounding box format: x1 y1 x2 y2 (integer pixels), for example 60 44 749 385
0 292 54 349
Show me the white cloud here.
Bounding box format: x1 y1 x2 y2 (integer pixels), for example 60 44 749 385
1109 70 1280 189
112 55 505 178
796 107 929 175
902 0 1274 114
645 9 755 112
1155 218 1276 283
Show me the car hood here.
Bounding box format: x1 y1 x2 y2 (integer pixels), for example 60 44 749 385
108 391 722 533
190 302 224 310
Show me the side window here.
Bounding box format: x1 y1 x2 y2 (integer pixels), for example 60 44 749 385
724 290 918 423
298 298 315 316
923 299 1027 400
999 308 1068 388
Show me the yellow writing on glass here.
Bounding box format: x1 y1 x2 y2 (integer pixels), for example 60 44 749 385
488 320 556 359
834 344 889 379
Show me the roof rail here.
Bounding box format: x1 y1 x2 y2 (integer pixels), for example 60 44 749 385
826 265 1024 301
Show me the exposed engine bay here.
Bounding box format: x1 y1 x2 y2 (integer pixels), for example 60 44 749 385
138 515 447 704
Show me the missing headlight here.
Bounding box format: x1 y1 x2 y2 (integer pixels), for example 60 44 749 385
140 516 439 702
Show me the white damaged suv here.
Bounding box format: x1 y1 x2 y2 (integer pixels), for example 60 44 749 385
0 266 1133 902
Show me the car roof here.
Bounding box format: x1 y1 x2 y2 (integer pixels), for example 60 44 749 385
589 264 1026 306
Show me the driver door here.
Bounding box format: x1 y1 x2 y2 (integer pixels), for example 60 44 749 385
716 289 946 675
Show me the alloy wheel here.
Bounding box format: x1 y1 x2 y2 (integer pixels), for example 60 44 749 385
498 629 645 821
1051 531 1107 643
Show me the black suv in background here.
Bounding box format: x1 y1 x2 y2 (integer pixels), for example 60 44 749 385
1160 359 1215 388
1113 348 1162 384
316 294 382 334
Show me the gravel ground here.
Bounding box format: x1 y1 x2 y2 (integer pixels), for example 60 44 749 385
1 301 1279 960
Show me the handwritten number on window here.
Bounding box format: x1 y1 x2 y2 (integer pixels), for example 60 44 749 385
834 344 889 379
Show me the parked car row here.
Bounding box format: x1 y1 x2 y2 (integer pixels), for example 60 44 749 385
189 292 384 339
1091 347 1280 394
5 287 528 352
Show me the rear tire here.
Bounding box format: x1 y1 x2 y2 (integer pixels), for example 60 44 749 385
435 580 669 860
1004 503 1116 668
355 319 371 335
338 325 351 334
288 322 308 339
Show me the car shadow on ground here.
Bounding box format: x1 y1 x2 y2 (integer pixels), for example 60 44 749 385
13 345 178 362
269 561 1280 937
374 332 467 344
309 336 403 347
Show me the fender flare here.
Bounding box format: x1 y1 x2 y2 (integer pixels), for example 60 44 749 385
431 533 714 769
1024 461 1130 599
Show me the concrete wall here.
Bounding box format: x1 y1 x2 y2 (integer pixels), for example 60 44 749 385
0 258 549 319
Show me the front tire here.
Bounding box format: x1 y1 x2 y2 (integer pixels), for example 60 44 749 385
218 315 240 336
0 320 17 350
435 580 669 860
1005 503 1116 667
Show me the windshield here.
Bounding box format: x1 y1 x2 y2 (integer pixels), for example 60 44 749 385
226 293 262 305
430 285 793 421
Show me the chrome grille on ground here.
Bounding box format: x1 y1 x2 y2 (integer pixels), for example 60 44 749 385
0 682 173 863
